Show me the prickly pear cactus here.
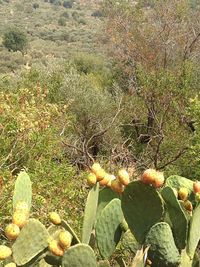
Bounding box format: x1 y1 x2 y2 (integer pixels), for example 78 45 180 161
98 260 110 267
13 171 32 210
120 229 141 255
122 181 164 243
82 183 99 244
161 186 188 249
61 220 80 245
165 175 193 194
96 187 119 221
62 243 97 267
12 219 49 266
187 204 200 259
145 222 181 267
95 198 123 259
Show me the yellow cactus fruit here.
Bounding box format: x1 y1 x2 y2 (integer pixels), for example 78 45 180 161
5 263 17 267
15 201 29 216
91 162 101 174
152 171 165 189
183 200 193 212
0 245 12 260
49 212 61 225
111 179 124 194
48 240 64 257
141 169 157 185
95 168 106 181
58 230 72 249
87 173 97 187
195 193 200 202
107 175 116 188
178 187 189 201
99 173 111 186
5 223 20 240
12 211 27 228
118 169 130 186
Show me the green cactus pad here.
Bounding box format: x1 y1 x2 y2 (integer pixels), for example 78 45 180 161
121 181 164 243
98 260 110 267
187 204 200 259
13 171 32 210
120 229 141 255
165 175 193 193
96 187 119 221
145 222 181 267
12 219 49 266
95 198 123 259
61 220 80 245
62 243 97 267
161 186 188 249
44 252 61 266
82 183 99 244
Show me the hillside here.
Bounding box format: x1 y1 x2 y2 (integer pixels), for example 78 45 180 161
0 0 104 73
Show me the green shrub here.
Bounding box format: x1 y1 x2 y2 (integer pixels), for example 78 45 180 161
2 28 28 53
58 17 66 26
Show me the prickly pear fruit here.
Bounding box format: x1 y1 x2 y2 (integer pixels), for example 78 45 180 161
15 201 29 215
152 171 164 188
5 223 20 240
87 173 97 186
107 175 116 188
178 188 188 201
49 212 61 225
193 181 200 194
118 169 130 186
58 230 72 249
5 263 17 267
183 200 193 212
99 173 111 186
141 169 157 184
95 168 106 181
91 163 101 174
0 245 12 260
111 179 124 193
12 211 27 228
195 193 200 202
48 240 64 257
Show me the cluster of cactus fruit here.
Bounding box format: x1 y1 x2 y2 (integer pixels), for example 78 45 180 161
1 167 200 266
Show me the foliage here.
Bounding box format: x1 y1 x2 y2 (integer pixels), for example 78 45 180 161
63 0 73 8
2 28 28 53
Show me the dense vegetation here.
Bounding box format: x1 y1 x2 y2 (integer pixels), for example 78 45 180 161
1 0 200 266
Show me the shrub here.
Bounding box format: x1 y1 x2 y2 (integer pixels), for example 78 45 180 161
63 0 73 8
33 3 39 9
2 28 28 53
58 17 66 26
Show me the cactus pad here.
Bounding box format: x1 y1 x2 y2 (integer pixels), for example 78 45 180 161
120 229 141 255
62 243 97 267
145 222 181 267
13 171 32 210
95 198 123 259
161 186 188 249
165 175 193 193
121 181 164 243
98 260 110 267
187 204 200 259
96 187 119 221
82 183 99 244
12 219 49 265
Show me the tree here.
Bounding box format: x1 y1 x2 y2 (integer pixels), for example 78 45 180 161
3 28 28 53
102 0 200 174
